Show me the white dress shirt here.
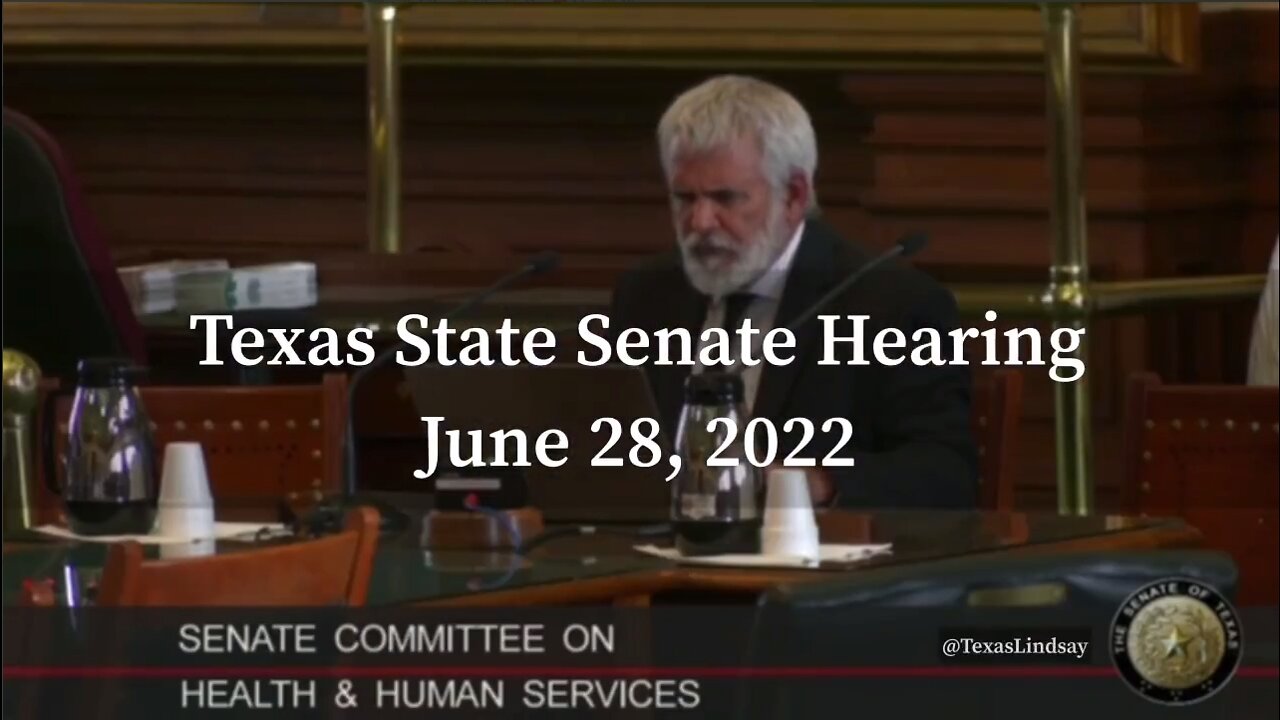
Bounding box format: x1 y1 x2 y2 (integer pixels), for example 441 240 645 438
1247 238 1279 386
694 222 805 411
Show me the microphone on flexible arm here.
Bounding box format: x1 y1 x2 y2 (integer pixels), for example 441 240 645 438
344 250 561 495
304 251 561 536
736 231 929 367
781 231 928 336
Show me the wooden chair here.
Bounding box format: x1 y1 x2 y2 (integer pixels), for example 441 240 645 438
1122 372 1279 606
972 369 1024 511
38 374 348 522
13 509 378 719
97 507 380 606
17 508 379 608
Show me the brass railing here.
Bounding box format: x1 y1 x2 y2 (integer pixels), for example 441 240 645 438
950 276 1266 319
361 2 1266 514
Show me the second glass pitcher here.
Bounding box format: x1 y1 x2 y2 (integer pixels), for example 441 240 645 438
670 371 764 555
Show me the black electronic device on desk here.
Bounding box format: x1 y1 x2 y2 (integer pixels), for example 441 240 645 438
403 363 673 524
312 251 561 541
417 465 544 551
428 466 529 512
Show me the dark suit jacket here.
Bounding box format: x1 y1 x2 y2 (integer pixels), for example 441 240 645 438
608 218 979 509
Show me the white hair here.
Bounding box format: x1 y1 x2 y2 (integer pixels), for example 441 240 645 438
657 75 818 210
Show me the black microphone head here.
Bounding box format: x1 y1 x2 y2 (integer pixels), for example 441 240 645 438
527 251 561 275
897 232 929 258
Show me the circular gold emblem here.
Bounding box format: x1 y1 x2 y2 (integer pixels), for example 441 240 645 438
1111 578 1242 705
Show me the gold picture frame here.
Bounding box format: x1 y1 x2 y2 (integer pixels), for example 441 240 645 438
2 2 1199 72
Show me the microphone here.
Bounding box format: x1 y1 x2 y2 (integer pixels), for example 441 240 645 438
736 232 928 369
343 251 561 498
781 232 928 335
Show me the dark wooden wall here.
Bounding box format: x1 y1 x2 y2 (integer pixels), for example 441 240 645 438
3 9 1275 510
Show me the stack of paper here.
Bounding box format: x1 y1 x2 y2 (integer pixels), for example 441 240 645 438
32 522 288 545
174 262 318 312
633 543 893 569
118 259 229 315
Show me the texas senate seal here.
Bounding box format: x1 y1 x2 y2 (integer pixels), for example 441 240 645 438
1110 577 1243 705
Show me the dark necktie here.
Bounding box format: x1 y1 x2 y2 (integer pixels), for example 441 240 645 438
720 292 756 334
719 292 755 370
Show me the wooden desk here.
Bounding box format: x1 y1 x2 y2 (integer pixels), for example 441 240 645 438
417 511 1201 607
3 510 1201 608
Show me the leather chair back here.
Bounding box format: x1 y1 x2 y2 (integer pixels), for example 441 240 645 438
2 109 145 381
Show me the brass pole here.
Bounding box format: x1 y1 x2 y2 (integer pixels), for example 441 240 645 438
1042 3 1093 516
366 2 402 254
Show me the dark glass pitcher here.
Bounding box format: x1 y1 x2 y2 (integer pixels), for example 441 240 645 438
670 371 764 556
46 358 158 536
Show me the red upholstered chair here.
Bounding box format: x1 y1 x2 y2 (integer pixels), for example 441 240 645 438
1122 373 1279 605
17 507 380 607
38 375 349 524
972 369 1024 511
99 507 381 607
2 108 146 380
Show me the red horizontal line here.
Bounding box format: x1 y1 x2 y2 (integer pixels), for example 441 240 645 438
3 665 1112 680
4 665 1277 679
4 666 1278 681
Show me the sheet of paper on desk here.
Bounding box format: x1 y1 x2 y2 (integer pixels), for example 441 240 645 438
633 543 892 569
32 522 286 545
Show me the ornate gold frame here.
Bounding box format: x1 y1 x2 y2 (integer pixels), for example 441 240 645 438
4 3 1197 71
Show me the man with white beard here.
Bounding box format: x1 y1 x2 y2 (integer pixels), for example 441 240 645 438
609 75 977 508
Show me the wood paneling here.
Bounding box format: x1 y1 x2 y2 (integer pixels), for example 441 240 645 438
1 9 1274 512
4 65 873 262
